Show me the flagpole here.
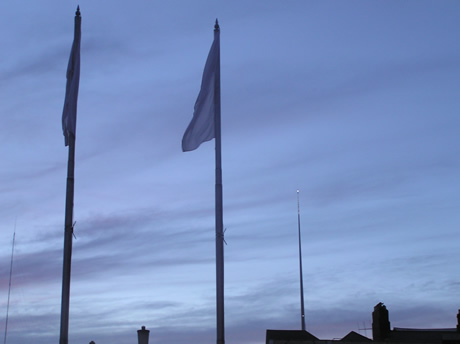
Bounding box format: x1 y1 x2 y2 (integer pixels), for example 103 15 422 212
181 19 224 344
297 190 306 331
213 20 225 344
60 7 80 344
3 230 15 344
60 135 75 344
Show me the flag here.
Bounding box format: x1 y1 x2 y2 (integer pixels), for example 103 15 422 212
62 8 81 146
182 27 220 152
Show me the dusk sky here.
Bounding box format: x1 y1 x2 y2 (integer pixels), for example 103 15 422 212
1 1 459 343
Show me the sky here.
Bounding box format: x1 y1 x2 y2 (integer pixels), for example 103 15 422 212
0 1 459 343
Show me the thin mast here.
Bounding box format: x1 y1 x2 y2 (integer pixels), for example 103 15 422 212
60 134 75 344
214 19 225 344
3 231 15 344
60 7 81 344
297 190 306 331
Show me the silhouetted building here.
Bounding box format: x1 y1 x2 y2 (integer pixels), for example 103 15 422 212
266 303 460 344
372 303 460 344
266 329 319 343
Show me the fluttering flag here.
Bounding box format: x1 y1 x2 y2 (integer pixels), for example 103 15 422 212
62 7 81 146
182 26 220 152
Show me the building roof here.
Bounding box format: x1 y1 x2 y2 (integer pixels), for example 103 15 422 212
341 331 372 342
266 329 319 344
390 327 458 343
266 304 460 343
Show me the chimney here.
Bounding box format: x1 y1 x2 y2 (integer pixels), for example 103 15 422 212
372 302 391 340
138 326 150 344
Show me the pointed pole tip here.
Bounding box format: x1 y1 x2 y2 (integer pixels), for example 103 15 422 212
214 19 220 31
76 5 80 17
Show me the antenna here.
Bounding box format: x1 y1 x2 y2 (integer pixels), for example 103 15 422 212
358 321 372 338
297 190 306 331
4 223 16 344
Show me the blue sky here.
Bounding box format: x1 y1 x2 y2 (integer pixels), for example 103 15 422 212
0 1 459 343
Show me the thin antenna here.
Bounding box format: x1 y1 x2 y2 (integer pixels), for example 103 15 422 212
358 321 371 338
4 223 16 344
297 190 306 331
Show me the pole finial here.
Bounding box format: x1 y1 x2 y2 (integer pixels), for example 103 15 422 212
76 5 80 17
214 19 220 31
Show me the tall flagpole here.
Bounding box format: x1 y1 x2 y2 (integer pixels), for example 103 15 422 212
60 7 81 344
297 190 306 331
214 20 225 344
60 134 75 344
181 19 224 344
4 231 15 344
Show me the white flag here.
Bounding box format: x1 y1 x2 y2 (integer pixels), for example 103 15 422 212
62 9 81 146
182 30 220 152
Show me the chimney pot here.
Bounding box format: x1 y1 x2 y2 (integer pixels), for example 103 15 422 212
137 325 150 344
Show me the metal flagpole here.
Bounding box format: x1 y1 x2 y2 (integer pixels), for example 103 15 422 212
181 19 223 343
4 231 15 344
60 7 80 344
297 190 306 331
60 134 75 344
213 20 225 344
